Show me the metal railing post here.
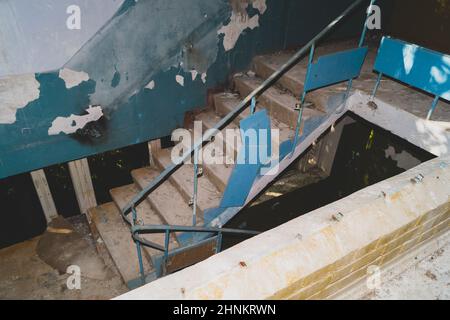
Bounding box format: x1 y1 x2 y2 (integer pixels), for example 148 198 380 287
192 145 200 226
132 206 146 283
291 43 315 155
250 96 257 114
345 0 377 102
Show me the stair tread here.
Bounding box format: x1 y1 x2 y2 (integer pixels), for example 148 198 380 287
110 184 176 250
154 148 222 215
87 203 153 284
201 162 233 193
214 92 250 122
131 167 204 228
253 54 347 112
213 93 294 147
195 110 241 160
234 74 324 127
177 123 234 194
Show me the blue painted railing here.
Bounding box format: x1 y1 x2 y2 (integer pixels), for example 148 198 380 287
131 224 259 282
121 0 375 284
372 36 450 120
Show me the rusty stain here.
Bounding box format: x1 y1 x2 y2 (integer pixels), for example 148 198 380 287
367 101 378 110
389 191 402 201
239 261 247 267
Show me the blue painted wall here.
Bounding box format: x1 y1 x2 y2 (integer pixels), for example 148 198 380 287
0 0 376 179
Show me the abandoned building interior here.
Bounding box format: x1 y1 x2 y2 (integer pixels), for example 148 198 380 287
0 0 449 300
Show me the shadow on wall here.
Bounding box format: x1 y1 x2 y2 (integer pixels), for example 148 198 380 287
385 0 450 53
0 174 47 249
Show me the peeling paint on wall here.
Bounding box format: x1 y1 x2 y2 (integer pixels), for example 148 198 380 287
145 80 155 90
252 0 267 14
218 0 267 51
0 0 371 179
190 70 199 81
0 74 40 124
48 105 103 135
176 75 185 87
67 0 229 111
59 68 90 89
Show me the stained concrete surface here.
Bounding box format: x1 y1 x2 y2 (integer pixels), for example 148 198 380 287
0 216 127 299
364 236 450 300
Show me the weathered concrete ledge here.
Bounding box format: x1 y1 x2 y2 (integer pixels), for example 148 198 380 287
117 155 450 300
349 91 450 157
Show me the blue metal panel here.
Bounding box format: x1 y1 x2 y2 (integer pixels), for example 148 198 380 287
374 37 450 101
220 110 271 208
304 47 368 92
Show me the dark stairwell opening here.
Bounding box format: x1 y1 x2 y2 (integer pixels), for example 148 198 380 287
222 112 435 249
0 142 150 249
87 142 150 204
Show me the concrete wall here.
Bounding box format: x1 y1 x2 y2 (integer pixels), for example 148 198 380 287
0 0 124 76
117 156 450 299
0 0 375 179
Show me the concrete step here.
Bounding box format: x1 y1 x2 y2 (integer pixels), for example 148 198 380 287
87 203 153 285
213 93 295 153
214 92 250 122
179 124 234 194
252 54 333 112
195 110 241 161
131 167 203 232
202 161 233 194
129 169 222 278
233 74 324 128
154 148 222 216
110 184 177 251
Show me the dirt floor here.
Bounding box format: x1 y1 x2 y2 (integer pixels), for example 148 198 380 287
0 215 127 300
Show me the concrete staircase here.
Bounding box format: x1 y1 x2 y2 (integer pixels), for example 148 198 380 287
87 48 341 287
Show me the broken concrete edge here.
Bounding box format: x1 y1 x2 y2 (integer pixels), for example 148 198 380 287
116 155 450 300
348 91 450 158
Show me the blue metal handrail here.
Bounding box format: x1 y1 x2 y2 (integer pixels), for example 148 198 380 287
131 224 260 281
131 224 259 251
120 0 369 221
121 0 373 284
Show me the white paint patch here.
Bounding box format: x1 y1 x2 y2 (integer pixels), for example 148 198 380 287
218 11 260 51
176 75 185 87
252 0 267 14
201 73 207 84
59 68 89 89
0 74 40 124
48 105 103 136
190 70 198 81
145 80 155 90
